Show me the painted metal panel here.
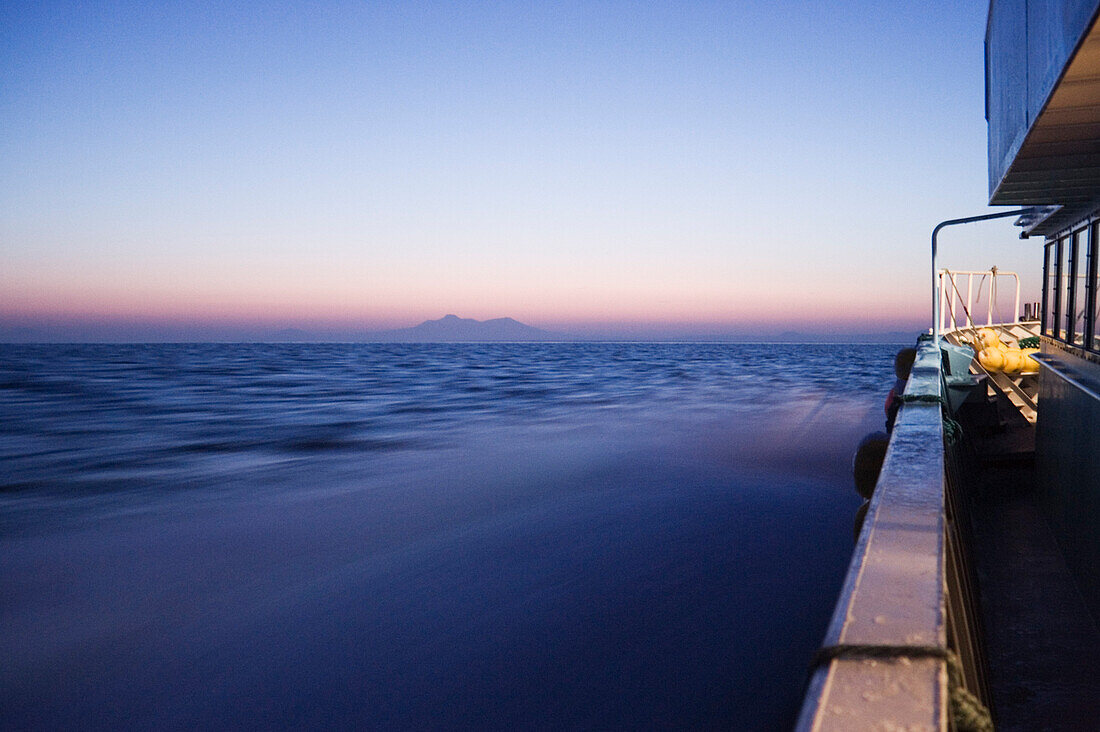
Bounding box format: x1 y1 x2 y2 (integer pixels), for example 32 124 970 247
1028 0 1096 116
1033 345 1100 616
987 0 1100 198
987 0 1029 195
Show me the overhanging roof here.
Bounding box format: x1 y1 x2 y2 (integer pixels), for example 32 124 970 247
991 7 1100 236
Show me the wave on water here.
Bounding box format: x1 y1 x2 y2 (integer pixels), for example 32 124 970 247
0 341 904 729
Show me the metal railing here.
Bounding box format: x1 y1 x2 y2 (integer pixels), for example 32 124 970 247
930 208 1037 344
796 341 988 730
938 268 1022 334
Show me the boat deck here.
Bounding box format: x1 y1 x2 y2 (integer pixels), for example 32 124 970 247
943 322 1040 423
959 397 1100 728
796 336 1100 729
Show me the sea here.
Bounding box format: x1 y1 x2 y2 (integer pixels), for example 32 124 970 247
0 342 900 730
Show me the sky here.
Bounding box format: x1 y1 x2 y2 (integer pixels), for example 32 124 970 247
0 1 1045 341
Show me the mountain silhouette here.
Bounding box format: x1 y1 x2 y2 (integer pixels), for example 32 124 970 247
376 315 556 342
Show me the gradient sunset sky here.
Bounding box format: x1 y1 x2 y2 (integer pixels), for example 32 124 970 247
1 1 1043 340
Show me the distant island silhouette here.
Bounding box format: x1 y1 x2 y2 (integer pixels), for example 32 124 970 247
0 316 919 343
257 320 916 344
368 315 557 342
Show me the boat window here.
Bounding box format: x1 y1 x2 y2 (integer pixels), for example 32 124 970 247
1060 235 1073 342
1044 240 1059 338
1091 222 1100 352
1068 229 1087 345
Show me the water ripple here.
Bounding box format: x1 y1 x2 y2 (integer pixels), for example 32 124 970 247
0 342 901 497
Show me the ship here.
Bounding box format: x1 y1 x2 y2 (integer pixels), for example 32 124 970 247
797 1 1100 729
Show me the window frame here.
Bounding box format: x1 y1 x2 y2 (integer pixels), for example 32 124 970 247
1067 229 1081 344
1088 222 1099 351
1053 237 1063 340
1042 241 1053 335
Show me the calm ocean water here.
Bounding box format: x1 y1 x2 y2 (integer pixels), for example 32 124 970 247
0 342 900 730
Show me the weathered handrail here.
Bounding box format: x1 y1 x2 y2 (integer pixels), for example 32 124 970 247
796 342 960 729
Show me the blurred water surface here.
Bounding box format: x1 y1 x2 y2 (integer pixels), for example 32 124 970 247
0 342 898 729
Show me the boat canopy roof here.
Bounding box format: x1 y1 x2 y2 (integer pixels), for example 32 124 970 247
987 0 1100 236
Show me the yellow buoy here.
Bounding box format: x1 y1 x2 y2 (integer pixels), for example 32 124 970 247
978 328 1003 350
1021 348 1040 373
979 348 1004 372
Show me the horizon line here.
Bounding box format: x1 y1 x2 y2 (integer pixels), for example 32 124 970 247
0 337 920 345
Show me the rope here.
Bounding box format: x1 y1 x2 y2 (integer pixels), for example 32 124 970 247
897 394 962 444
974 274 987 314
940 270 993 333
811 644 993 732
899 394 945 405
943 415 963 445
944 271 979 330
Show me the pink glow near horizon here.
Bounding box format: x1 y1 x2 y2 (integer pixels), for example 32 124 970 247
0 268 937 332
1 3 1047 341
0 299 934 338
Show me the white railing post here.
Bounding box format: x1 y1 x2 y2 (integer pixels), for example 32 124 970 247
966 273 974 329
1013 272 1021 323
946 270 954 330
990 268 998 325
931 269 1024 333
941 270 950 330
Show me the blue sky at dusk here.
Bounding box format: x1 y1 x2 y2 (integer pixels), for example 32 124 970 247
1 1 1042 340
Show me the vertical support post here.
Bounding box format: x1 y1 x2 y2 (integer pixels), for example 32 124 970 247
934 262 941 343
949 271 958 331
967 274 974 329
1013 273 1021 323
987 268 994 326
940 272 949 334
